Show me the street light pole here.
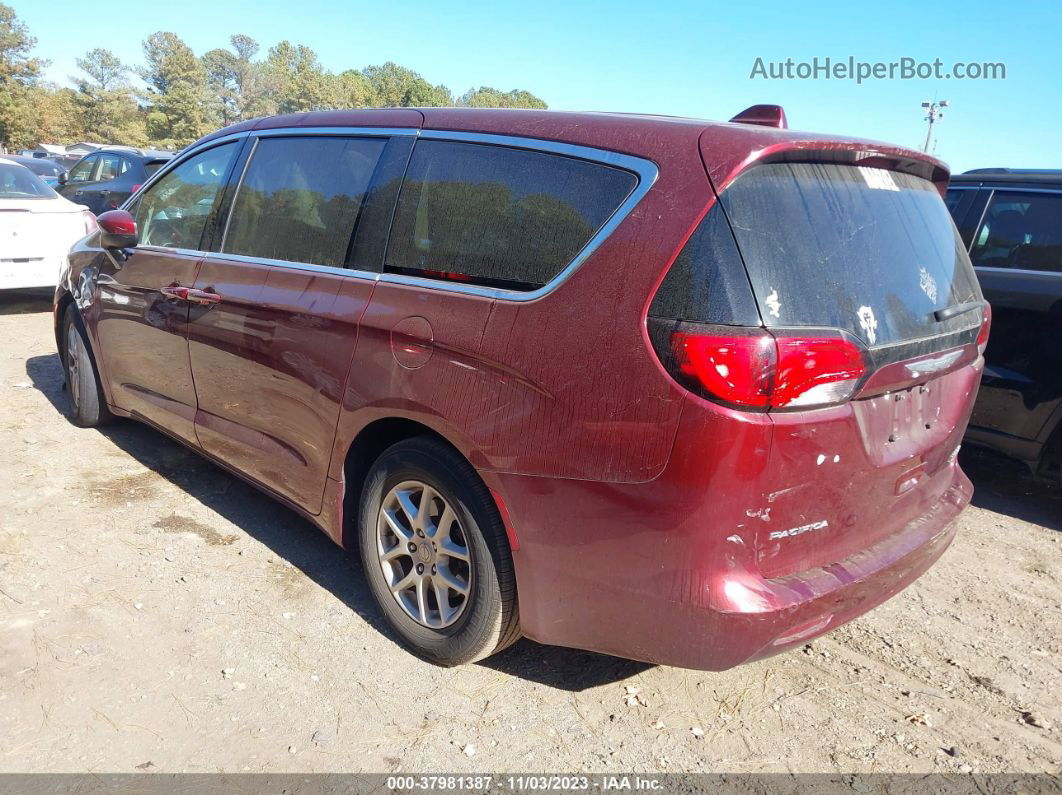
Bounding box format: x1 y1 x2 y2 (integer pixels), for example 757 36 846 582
921 100 949 153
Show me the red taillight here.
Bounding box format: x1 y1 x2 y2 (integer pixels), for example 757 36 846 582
131 183 142 193
667 326 866 410
672 330 774 408
977 303 991 355
773 336 866 407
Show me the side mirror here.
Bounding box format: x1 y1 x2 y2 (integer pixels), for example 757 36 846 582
97 209 138 250
57 171 68 186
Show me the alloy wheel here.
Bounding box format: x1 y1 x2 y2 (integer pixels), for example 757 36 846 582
376 480 472 629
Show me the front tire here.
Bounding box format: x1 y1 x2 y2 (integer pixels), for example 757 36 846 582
358 437 520 665
62 306 113 428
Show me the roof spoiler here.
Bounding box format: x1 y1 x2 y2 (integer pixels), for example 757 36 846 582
729 104 788 129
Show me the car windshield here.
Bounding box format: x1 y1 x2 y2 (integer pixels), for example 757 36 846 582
0 163 57 199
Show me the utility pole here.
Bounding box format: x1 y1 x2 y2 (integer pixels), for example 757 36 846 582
921 100 948 153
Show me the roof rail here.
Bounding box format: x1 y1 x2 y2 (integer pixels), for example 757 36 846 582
96 145 176 158
963 168 1062 175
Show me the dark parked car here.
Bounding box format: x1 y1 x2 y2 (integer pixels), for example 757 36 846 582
947 169 1062 484
54 108 987 670
58 147 172 215
4 154 67 186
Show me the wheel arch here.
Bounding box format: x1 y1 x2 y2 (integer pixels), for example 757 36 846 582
54 290 75 353
338 415 502 551
56 296 104 388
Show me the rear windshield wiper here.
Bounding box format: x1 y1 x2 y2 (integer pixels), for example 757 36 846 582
933 301 983 323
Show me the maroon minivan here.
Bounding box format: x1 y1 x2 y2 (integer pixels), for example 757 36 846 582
54 107 988 669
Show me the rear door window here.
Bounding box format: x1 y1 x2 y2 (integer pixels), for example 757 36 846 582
970 190 1062 273
222 135 386 268
719 163 981 347
97 154 122 182
385 140 638 291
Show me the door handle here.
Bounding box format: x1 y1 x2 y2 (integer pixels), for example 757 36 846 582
160 285 190 301
74 190 83 196
186 288 222 305
99 189 111 196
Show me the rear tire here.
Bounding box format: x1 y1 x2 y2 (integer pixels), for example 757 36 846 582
357 437 520 665
62 306 113 428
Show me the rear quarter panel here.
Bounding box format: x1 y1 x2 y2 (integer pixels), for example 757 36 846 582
331 119 713 484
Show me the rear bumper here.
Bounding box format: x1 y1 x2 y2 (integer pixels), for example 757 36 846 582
704 472 969 668
488 462 971 671
0 255 63 290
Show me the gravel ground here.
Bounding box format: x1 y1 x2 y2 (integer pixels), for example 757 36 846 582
0 288 1060 774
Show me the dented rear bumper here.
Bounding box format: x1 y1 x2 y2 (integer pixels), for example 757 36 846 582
485 420 972 670
708 471 969 668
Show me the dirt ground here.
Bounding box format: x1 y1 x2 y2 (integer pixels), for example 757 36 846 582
1 288 1060 775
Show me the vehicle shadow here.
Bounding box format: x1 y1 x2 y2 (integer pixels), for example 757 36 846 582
960 447 1062 532
0 288 53 316
25 352 650 691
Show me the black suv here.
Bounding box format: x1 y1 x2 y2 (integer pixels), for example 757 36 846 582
58 147 173 215
947 169 1062 483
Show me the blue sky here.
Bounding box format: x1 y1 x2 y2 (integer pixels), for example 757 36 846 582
15 0 1060 173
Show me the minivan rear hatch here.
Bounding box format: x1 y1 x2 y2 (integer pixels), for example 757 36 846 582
694 136 984 578
717 160 982 350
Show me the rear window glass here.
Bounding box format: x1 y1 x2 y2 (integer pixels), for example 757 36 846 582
223 136 386 268
144 160 169 177
720 163 981 347
970 190 1062 273
22 159 61 177
385 140 638 291
0 164 56 198
648 205 759 326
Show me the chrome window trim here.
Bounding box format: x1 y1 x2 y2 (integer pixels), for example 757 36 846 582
204 250 380 282
253 126 416 139
127 125 659 300
135 246 207 258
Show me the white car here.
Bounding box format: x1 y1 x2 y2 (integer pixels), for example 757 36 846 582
0 157 97 290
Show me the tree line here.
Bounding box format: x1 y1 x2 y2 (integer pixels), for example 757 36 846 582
0 3 548 151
